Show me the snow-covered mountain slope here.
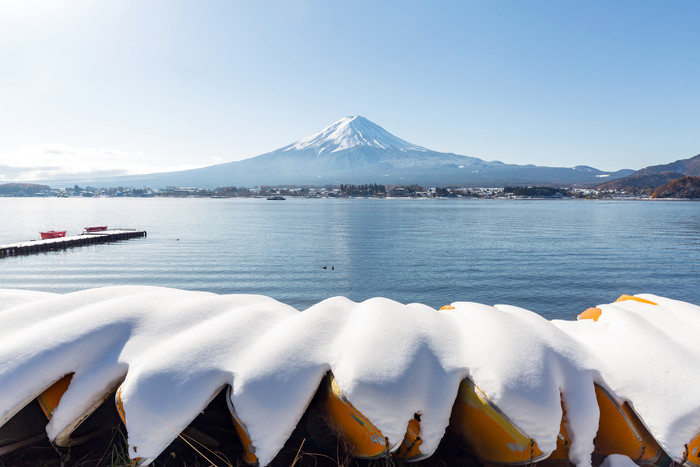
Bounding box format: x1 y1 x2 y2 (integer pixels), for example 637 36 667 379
283 116 428 154
41 116 633 188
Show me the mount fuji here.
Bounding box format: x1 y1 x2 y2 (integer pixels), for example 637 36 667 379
51 116 633 188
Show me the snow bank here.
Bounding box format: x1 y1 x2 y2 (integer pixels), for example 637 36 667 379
0 287 698 466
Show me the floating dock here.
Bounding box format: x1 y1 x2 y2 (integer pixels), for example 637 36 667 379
0 229 147 258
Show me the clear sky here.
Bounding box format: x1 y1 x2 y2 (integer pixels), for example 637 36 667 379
1 0 698 181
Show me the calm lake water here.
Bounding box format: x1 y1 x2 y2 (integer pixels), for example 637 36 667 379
1 198 698 319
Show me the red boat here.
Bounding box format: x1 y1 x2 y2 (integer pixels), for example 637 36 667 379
84 226 108 233
40 231 67 240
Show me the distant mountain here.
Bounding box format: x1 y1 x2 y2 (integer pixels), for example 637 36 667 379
43 116 634 188
597 171 686 192
651 176 700 198
635 154 700 177
598 154 700 192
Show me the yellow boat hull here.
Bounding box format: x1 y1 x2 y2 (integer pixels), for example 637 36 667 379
321 373 425 461
449 378 556 464
593 384 669 465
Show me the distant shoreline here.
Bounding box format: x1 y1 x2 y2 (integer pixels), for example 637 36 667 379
1 194 698 201
3 181 699 200
1 195 698 200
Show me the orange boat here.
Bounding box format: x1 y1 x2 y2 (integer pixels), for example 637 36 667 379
321 373 425 461
684 436 700 467
577 294 659 322
448 377 569 464
0 375 74 455
40 230 66 239
449 293 676 466
592 383 671 465
0 373 114 455
36 375 73 419
117 384 264 466
578 294 677 465
222 373 426 465
321 374 390 459
225 386 259 466
393 415 424 461
36 374 119 447
440 304 567 462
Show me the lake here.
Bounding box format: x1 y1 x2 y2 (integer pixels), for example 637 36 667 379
1 197 698 320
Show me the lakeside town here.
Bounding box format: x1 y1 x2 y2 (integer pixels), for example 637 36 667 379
0 182 683 199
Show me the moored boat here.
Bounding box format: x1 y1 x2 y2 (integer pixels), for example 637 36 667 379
40 231 67 239
84 226 108 233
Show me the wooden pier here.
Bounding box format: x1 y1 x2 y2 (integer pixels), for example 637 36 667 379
0 230 147 258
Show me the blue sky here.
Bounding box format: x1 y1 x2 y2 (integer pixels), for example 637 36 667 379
1 0 698 181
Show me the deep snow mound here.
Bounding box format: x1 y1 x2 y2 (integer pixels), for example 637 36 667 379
0 287 699 466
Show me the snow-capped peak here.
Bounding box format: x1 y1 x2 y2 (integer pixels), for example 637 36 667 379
285 116 427 154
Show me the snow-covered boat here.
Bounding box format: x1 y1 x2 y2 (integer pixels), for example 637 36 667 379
577 294 688 466
449 377 569 464
2 288 700 466
220 374 426 465
322 373 391 459
577 294 659 322
84 226 108 233
446 341 670 465
225 386 258 466
321 373 426 461
0 397 46 455
592 384 669 466
0 374 119 455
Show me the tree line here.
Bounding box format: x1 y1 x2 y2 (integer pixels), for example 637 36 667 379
339 184 387 196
